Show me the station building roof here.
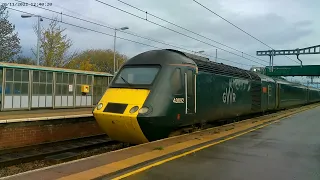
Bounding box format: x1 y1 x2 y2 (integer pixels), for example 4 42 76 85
0 62 113 77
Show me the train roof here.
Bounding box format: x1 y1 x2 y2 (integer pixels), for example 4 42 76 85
167 49 261 80
126 49 261 81
0 62 113 76
125 49 197 66
253 72 276 82
273 77 308 88
308 86 320 91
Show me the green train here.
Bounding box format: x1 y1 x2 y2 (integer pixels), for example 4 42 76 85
93 49 320 144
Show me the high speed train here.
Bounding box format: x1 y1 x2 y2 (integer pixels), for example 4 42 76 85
92 49 320 144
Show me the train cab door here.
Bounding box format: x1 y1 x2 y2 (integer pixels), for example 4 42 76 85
267 84 271 109
184 67 197 114
275 83 280 109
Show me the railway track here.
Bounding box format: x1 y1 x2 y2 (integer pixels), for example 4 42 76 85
0 134 119 168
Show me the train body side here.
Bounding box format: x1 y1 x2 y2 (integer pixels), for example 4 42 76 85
274 79 308 109
195 71 254 123
307 87 320 103
255 73 277 112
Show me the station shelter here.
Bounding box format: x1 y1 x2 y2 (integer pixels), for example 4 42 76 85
0 62 113 111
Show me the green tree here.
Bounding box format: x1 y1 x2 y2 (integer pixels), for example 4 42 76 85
65 49 128 73
0 5 21 62
33 17 74 67
14 56 36 65
66 58 95 71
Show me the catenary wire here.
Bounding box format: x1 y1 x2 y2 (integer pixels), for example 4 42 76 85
8 7 254 68
13 0 267 66
9 8 163 53
13 0 253 67
114 0 270 65
192 0 300 64
14 0 195 53
94 0 268 66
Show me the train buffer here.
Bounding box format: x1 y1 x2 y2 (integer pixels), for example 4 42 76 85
2 104 320 180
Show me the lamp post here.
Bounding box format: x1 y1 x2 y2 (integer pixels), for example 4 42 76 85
21 14 43 66
113 26 129 74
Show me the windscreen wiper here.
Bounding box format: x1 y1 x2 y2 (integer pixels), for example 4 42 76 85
121 76 131 86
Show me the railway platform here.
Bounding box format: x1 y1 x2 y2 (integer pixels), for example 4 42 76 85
120 105 320 180
0 108 93 123
0 108 101 150
1 103 319 180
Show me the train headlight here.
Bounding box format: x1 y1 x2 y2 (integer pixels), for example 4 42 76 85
97 103 103 110
129 106 139 113
138 107 149 114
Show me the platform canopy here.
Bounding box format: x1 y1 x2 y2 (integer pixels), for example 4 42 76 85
264 65 320 76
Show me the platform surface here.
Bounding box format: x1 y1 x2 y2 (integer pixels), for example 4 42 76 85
1 104 319 180
120 106 320 180
0 108 93 121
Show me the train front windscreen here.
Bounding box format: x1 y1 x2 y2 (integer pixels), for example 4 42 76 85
112 65 160 87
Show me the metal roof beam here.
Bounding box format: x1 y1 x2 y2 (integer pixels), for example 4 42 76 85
256 45 320 56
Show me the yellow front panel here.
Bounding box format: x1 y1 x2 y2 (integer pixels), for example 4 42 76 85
93 88 150 144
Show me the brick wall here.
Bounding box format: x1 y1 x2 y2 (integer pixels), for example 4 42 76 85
0 117 104 150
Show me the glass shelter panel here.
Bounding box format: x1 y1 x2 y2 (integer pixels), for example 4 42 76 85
3 68 29 109
93 76 109 105
75 74 93 107
55 72 74 107
32 70 53 108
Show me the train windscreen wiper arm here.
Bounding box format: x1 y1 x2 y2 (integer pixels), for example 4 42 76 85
121 76 131 86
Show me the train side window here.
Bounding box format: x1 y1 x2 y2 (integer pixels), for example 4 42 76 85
171 68 183 94
187 69 193 96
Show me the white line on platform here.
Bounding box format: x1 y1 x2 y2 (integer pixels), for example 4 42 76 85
2 114 93 124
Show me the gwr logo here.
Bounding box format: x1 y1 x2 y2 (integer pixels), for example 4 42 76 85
222 86 236 104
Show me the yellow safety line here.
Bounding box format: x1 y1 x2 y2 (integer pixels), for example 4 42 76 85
111 120 274 179
112 104 319 180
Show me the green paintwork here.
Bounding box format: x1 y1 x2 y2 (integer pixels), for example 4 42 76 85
136 65 185 141
108 49 320 143
308 87 320 103
137 65 320 142
137 65 258 141
139 68 320 141
276 79 308 108
265 65 320 76
196 72 253 121
256 73 277 111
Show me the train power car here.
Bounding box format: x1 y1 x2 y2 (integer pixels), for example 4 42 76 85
92 49 320 144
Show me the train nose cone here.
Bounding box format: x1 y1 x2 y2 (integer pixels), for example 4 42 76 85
92 88 151 144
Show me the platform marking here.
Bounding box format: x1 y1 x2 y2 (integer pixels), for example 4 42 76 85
111 105 318 180
1 114 93 124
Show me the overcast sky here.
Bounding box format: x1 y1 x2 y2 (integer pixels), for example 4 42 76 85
3 0 320 83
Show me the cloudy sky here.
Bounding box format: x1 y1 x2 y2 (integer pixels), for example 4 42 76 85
3 0 320 83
